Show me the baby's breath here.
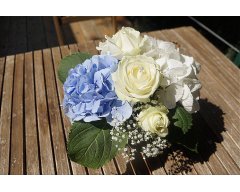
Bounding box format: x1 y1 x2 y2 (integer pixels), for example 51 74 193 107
111 100 169 162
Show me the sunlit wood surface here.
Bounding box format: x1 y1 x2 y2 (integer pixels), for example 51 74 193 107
0 27 239 174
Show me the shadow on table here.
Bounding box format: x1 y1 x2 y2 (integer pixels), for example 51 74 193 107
123 99 226 175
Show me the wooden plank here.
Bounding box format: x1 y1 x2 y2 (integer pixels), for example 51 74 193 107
215 143 240 174
42 48 71 174
52 46 87 175
68 21 86 45
0 55 15 174
101 161 118 175
34 50 55 174
145 156 167 175
24 52 40 174
10 54 24 174
94 17 114 38
114 155 135 175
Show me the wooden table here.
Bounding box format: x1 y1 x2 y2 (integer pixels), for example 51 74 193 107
0 27 239 175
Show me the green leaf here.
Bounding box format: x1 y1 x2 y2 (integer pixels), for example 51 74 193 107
58 52 92 83
67 121 128 169
172 107 192 134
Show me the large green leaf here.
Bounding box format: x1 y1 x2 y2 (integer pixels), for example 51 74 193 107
58 52 92 83
172 107 192 134
67 121 128 169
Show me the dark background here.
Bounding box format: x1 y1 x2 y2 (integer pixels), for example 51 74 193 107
0 16 239 67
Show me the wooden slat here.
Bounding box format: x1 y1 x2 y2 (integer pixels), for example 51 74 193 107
24 52 40 174
42 48 71 174
145 156 167 175
214 143 240 174
34 50 55 174
0 55 15 174
114 155 136 175
68 22 86 45
10 54 24 174
95 18 114 38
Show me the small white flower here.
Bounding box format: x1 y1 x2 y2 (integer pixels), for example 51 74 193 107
137 105 169 137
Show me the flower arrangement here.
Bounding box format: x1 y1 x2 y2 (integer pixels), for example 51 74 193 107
58 27 201 169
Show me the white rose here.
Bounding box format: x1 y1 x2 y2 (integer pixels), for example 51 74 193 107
96 27 148 60
137 106 169 137
112 55 160 103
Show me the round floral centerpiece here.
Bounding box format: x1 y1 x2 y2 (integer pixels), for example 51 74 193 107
58 27 201 168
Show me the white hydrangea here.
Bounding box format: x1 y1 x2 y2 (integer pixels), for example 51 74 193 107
142 35 201 113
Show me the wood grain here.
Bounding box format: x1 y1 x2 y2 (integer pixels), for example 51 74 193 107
0 27 239 174
10 54 24 174
24 52 40 174
42 48 71 174
0 55 15 174
34 50 55 174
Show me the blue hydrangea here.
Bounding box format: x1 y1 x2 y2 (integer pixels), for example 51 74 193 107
63 55 132 125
